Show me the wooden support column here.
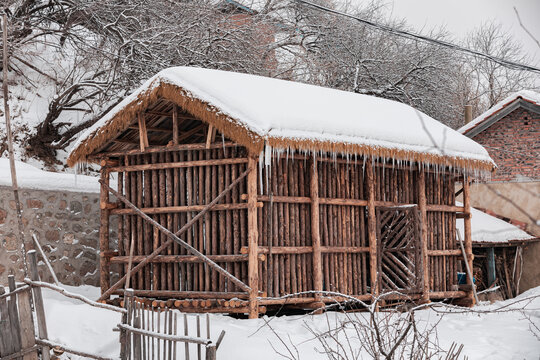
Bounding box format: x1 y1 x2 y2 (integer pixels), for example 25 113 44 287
417 170 429 302
310 158 323 310
247 156 259 318
137 113 149 151
462 178 475 304
100 168 111 297
172 104 179 145
365 159 378 299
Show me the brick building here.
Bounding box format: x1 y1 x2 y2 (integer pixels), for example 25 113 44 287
459 91 540 293
460 90 539 182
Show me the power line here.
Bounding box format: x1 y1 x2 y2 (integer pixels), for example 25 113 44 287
295 0 540 75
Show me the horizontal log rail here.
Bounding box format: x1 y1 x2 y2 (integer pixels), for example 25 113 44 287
113 290 250 300
108 157 248 172
98 168 251 301
240 246 370 255
90 142 238 159
116 324 211 345
111 202 262 215
250 194 464 212
109 254 266 263
427 249 462 256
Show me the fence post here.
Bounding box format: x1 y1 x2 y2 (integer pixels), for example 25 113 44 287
120 289 134 360
28 250 51 360
8 275 22 353
206 345 217 360
0 286 14 357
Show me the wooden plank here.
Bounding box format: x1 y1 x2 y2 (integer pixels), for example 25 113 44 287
247 157 259 319
28 251 50 360
0 287 13 357
108 157 248 173
7 276 22 356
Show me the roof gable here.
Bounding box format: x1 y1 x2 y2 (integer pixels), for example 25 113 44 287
459 90 540 138
68 67 494 174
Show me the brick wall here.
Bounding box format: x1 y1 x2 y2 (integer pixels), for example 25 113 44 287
471 108 539 182
0 186 115 286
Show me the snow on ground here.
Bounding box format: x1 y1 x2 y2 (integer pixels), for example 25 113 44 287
37 284 540 360
0 158 112 193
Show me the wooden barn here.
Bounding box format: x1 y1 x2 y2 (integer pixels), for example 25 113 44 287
67 67 495 318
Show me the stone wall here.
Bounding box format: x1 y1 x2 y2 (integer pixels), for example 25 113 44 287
0 185 110 286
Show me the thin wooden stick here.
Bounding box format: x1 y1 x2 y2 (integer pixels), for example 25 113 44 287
2 13 29 277
457 229 479 304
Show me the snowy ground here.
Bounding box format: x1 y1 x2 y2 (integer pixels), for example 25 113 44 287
37 285 540 360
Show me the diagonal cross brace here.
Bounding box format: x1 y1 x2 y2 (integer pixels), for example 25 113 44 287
98 168 251 301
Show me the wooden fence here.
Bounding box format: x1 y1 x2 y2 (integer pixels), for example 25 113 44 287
119 289 225 360
1 250 225 360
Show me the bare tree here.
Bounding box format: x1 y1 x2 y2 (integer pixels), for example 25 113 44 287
461 22 538 119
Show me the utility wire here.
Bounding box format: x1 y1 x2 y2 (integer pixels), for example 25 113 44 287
295 0 540 75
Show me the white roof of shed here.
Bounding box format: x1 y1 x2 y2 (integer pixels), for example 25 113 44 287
69 67 494 173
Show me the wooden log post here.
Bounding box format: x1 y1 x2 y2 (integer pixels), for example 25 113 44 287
462 178 475 305
310 158 324 310
137 113 149 152
16 283 38 360
365 159 379 300
247 157 259 319
7 276 22 353
28 251 50 360
172 104 179 145
417 170 429 302
100 168 111 297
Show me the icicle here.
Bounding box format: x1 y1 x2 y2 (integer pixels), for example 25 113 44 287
258 151 264 194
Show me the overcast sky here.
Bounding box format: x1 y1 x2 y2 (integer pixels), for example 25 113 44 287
353 0 540 65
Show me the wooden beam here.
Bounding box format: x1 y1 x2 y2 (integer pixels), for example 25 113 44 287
310 158 323 309
92 142 237 159
418 170 429 302
108 157 248 173
172 104 179 145
178 124 205 143
97 168 251 301
109 254 265 263
365 158 378 299
462 178 475 305
128 125 172 133
427 249 461 256
240 246 370 255
137 113 149 152
247 157 259 319
110 202 262 215
205 125 216 149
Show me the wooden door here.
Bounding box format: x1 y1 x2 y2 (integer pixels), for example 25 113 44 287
376 205 423 293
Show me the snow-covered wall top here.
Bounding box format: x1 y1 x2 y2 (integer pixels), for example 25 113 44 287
0 158 101 193
456 204 537 244
459 90 540 135
69 67 495 173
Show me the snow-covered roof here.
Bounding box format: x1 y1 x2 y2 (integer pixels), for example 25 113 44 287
456 205 537 245
459 90 540 136
68 67 494 173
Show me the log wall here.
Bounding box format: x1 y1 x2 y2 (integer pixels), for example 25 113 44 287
100 146 465 312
